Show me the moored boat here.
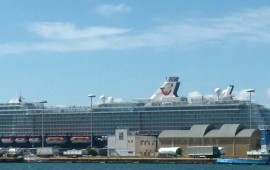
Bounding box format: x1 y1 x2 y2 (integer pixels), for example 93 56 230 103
70 136 90 143
216 157 270 165
0 77 270 150
46 137 66 144
24 154 38 163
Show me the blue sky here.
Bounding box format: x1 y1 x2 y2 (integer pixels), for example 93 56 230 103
0 0 270 107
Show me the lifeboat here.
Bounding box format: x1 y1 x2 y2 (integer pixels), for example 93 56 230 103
1 138 14 144
46 137 66 144
29 137 41 144
70 136 90 143
15 137 28 143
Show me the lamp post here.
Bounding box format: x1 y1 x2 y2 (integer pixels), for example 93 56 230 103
39 100 47 148
246 89 255 129
88 94 96 148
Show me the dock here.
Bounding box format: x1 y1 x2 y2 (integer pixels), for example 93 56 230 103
34 157 217 164
0 157 24 163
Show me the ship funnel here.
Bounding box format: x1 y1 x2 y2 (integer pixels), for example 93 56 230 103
8 96 24 104
223 85 234 97
221 85 234 101
150 77 180 101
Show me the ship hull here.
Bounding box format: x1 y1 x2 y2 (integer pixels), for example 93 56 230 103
0 77 270 150
216 158 270 165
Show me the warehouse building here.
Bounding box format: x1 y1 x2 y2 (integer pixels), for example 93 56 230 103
158 124 260 157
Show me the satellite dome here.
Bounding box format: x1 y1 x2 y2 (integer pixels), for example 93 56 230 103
215 88 221 95
215 88 221 100
108 96 114 103
100 95 106 104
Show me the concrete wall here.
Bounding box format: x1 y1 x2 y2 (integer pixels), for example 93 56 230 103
115 129 128 150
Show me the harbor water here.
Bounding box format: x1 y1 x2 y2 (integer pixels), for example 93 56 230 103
1 163 270 170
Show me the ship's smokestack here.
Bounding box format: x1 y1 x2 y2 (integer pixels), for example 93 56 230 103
150 77 180 101
223 85 234 97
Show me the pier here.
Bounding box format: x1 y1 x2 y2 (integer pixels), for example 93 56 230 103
33 157 217 164
0 157 24 163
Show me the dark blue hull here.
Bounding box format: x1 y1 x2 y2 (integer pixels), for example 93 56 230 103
216 158 270 165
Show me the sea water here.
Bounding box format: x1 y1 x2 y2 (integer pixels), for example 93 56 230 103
0 163 270 170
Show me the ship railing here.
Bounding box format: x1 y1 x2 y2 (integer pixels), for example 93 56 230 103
132 98 152 103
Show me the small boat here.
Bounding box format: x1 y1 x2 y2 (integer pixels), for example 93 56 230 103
29 137 41 143
46 137 66 144
70 136 90 143
15 137 28 143
1 138 14 143
216 156 270 165
24 154 38 163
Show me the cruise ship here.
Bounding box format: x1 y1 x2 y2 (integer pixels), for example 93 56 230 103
0 77 269 148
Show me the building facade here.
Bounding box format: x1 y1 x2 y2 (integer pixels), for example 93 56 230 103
158 124 260 158
107 129 157 157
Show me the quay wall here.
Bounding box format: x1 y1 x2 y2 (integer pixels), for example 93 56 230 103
35 156 217 164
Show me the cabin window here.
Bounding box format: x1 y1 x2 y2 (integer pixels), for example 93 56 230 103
119 132 124 140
